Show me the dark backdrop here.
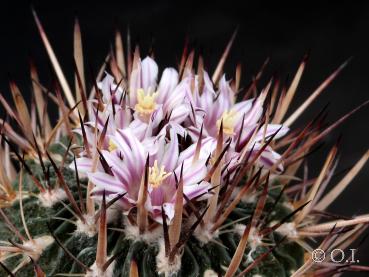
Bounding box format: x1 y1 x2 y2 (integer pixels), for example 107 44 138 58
0 1 368 276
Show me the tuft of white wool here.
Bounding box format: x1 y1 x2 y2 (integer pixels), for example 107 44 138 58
234 224 263 263
234 223 247 236
204 269 218 277
272 221 298 239
248 227 263 250
75 214 97 237
156 238 182 277
123 217 162 243
38 188 67 207
23 235 54 261
194 224 219 244
85 259 115 277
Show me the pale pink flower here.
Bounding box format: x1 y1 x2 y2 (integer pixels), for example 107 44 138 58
86 128 210 223
185 71 288 172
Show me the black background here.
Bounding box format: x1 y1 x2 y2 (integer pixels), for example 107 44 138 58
0 1 368 276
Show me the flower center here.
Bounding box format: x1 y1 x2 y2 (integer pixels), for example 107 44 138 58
108 139 117 152
216 110 238 135
135 88 158 116
149 160 172 188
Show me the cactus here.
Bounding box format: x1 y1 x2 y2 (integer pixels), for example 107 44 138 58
0 10 369 277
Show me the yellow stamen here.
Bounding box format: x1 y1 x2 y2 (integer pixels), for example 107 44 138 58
135 88 158 116
149 160 172 188
108 139 117 152
216 110 239 135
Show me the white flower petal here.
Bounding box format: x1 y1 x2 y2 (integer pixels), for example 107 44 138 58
141 56 159 91
157 68 179 104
